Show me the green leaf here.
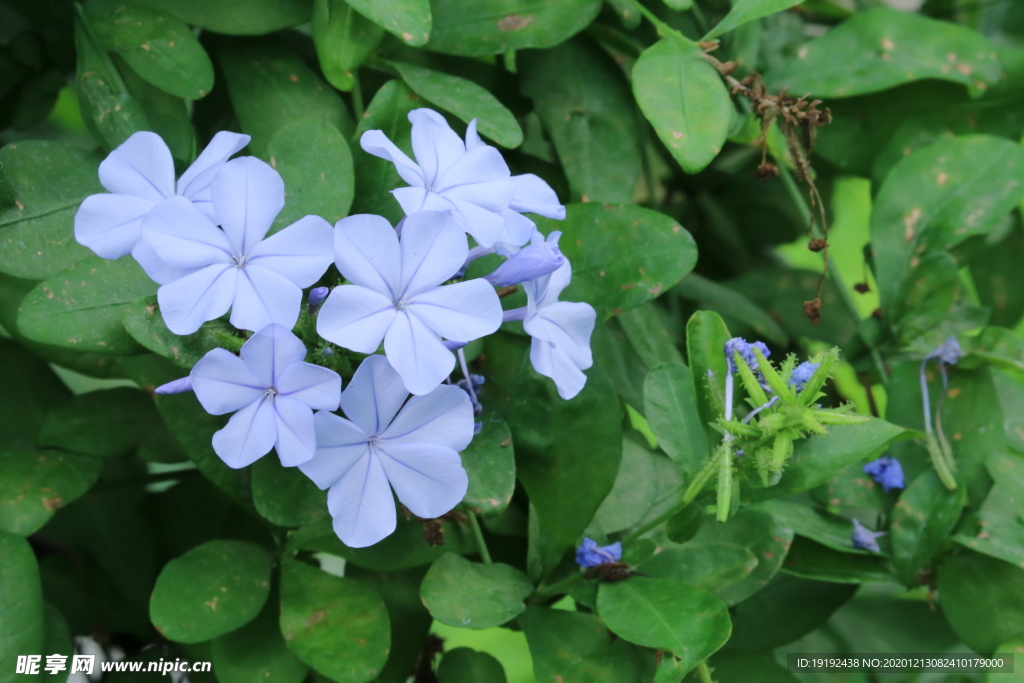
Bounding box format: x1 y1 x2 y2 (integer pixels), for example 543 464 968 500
392 61 522 148
519 38 640 202
685 310 731 445
114 55 196 164
251 455 327 528
705 652 799 683
0 140 99 279
638 542 758 594
0 448 102 536
279 558 390 683
437 648 507 683
41 602 73 672
263 119 354 232
519 606 656 683
312 0 384 91
211 603 309 683
891 471 966 584
535 203 696 321
597 577 731 669
618 303 684 370
938 550 1024 654
643 362 710 476
127 0 313 36
461 414 515 517
346 0 430 46
769 8 1002 98
781 537 892 584
150 540 272 643
0 533 44 667
971 326 1024 382
954 484 1024 568
633 36 733 174
420 553 532 629
756 499 878 554
17 256 156 355
744 420 909 502
665 503 704 544
704 0 803 40
590 436 682 536
123 300 233 370
427 0 603 56
85 0 214 100
674 274 788 348
217 36 353 155
0 337 71 443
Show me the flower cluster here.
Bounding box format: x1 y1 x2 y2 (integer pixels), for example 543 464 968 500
75 110 596 547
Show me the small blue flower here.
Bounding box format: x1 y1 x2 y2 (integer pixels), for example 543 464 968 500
789 361 820 391
724 338 770 374
575 538 622 568
926 336 963 366
863 455 905 491
308 286 329 307
154 376 193 395
851 518 886 553
484 230 565 288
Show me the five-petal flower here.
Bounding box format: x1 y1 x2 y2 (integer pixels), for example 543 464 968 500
190 324 342 468
300 355 472 548
575 538 622 568
316 211 502 395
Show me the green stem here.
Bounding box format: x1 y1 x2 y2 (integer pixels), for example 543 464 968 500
467 510 492 564
529 571 583 603
716 442 733 523
351 70 365 120
635 2 683 39
696 661 716 683
925 431 958 491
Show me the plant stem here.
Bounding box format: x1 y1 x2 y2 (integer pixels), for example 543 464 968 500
696 661 716 683
467 510 492 564
351 70 365 120
529 571 583 603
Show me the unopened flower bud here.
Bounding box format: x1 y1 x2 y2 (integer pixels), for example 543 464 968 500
308 286 329 307
155 377 193 395
484 230 565 288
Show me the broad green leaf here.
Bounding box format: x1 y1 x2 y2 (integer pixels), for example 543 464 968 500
954 484 1024 568
519 606 656 683
123 299 233 370
346 0 430 46
781 537 892 584
971 326 1024 383
427 0 603 56
279 558 390 683
994 374 1024 454
756 499 879 554
685 311 731 445
39 387 187 462
211 603 309 683
519 38 640 202
85 0 214 100
590 436 682 536
0 448 102 536
420 553 532 629
769 8 1002 98
633 36 732 174
705 0 803 40
744 420 909 502
0 140 99 279
939 550 1024 654
0 533 44 667
40 602 73 674
114 55 196 164
535 203 696 321
665 503 704 544
0 337 71 443
18 256 156 355
128 0 313 36
643 362 709 475
251 455 327 528
352 80 419 225
312 0 383 91
618 303 684 370
990 638 1024 683
674 274 788 347
263 119 354 232
597 577 731 669
986 450 1024 500
935 367 1002 507
461 414 515 518
11 69 64 131
150 540 272 643
392 61 522 148
217 36 352 154
972 225 1024 329
437 648 507 683
707 652 799 683
891 471 966 584
638 542 758 595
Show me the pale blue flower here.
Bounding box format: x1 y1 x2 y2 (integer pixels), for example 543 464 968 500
725 338 770 373
142 157 334 335
576 538 622 568
484 230 565 288
190 324 341 469
299 355 472 548
789 361 820 391
863 455 905 492
315 211 502 396
75 130 249 280
851 518 886 553
926 336 964 366
154 377 193 395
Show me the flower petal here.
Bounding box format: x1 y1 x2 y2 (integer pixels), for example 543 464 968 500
436 148 513 206
229 266 302 333
327 450 397 548
509 173 566 219
316 285 396 354
277 362 342 411
212 395 277 468
407 280 502 342
272 395 316 466
301 411 369 488
464 118 484 151
131 240 199 285
212 156 284 255
375 441 468 519
340 355 409 436
409 109 465 186
445 196 506 248
391 186 452 217
384 310 454 395
333 214 402 298
381 384 474 451
157 264 237 335
497 209 536 249
98 131 174 203
524 260 573 312
142 196 234 269
524 300 596 371
398 210 467 298
359 129 424 187
530 336 587 400
190 347 265 415
176 131 251 202
247 215 334 288
74 193 155 259
239 322 308 387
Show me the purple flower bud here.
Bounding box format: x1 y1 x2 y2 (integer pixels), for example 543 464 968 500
308 286 329 307
863 455 904 491
155 376 193 395
484 231 565 288
789 361 820 391
927 336 963 366
321 347 334 357
575 537 622 568
724 337 770 374
473 422 483 435
851 518 886 553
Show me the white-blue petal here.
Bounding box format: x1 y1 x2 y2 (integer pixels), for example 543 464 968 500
383 310 454 396
190 347 265 415
530 336 587 400
98 131 174 203
391 185 451 217
316 285 396 354
398 211 467 298
380 384 474 452
333 214 402 298
407 280 501 342
327 451 397 548
157 263 237 335
131 240 199 286
359 129 425 188
239 323 308 388
375 441 468 519
302 410 370 489
272 395 316 466
509 173 566 219
229 265 302 333
211 156 284 256
340 355 409 437
142 196 234 269
497 209 537 249
524 300 596 372
176 131 251 202
74 193 155 260
408 109 465 187
444 196 506 248
212 395 278 468
276 362 342 411
246 214 334 288
436 148 513 207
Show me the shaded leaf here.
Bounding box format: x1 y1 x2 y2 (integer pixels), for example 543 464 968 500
312 0 383 91
420 553 532 629
346 0 430 47
891 470 966 584
705 0 803 40
0 448 102 536
644 362 710 476
251 455 327 528
128 0 313 36
461 414 515 518
938 550 1024 654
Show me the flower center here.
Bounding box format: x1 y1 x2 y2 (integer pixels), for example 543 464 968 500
265 386 278 398
393 299 408 311
233 254 248 269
